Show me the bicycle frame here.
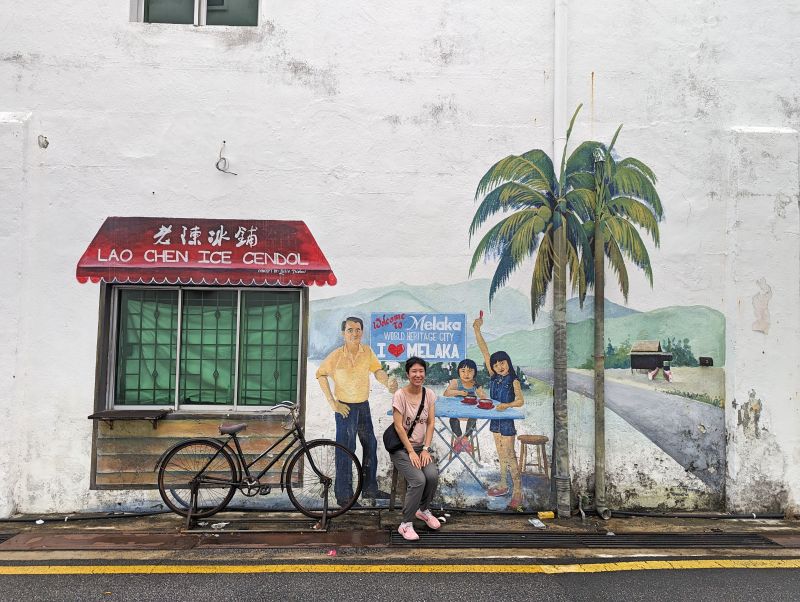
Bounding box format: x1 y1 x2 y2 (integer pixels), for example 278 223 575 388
193 408 329 491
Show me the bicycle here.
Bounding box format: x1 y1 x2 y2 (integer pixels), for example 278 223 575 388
155 401 363 524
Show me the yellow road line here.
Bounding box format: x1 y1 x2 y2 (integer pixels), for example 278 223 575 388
0 559 799 575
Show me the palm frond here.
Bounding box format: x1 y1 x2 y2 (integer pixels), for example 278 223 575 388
468 220 508 276
611 165 663 219
558 104 583 188
565 141 606 177
469 182 550 237
566 240 587 303
566 212 592 263
475 155 555 201
508 211 548 262
581 225 596 289
605 237 630 302
608 124 623 152
488 246 525 305
529 231 554 324
617 157 657 184
604 217 654 285
566 170 595 192
606 196 661 246
565 188 595 221
520 149 557 191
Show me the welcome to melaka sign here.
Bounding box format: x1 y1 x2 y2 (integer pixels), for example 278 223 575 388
76 217 336 287
370 313 467 362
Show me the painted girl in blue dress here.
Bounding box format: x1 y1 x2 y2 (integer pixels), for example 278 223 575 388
473 315 524 510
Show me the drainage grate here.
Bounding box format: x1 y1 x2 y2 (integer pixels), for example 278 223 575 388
389 531 781 549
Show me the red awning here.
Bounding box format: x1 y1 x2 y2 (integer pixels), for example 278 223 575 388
76 217 337 287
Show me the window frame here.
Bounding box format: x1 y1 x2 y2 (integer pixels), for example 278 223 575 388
103 284 306 413
130 0 258 26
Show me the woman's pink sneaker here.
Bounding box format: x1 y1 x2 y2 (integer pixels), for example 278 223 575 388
398 521 419 541
415 509 441 530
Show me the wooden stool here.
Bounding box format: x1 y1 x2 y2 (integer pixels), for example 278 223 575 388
389 465 407 511
517 434 549 479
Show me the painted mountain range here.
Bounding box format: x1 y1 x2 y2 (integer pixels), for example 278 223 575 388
309 279 642 360
466 305 726 368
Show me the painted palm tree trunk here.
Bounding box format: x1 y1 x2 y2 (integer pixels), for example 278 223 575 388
470 105 594 517
585 136 662 518
593 204 607 516
553 220 570 517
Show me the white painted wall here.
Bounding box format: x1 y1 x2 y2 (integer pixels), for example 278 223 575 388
566 1 800 511
725 128 800 513
0 113 30 516
0 1 797 514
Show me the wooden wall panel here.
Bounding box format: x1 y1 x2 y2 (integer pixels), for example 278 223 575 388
93 416 291 489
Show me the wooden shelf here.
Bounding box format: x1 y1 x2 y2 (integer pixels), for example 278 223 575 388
88 409 172 430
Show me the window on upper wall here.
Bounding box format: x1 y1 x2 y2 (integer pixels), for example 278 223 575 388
109 286 301 409
132 0 259 26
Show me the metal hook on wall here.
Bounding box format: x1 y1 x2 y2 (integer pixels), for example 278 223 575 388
216 140 238 175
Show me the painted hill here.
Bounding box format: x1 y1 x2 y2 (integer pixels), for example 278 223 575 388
466 305 726 368
566 296 639 323
309 280 646 359
308 279 536 358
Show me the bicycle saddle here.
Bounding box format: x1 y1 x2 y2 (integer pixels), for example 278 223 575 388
219 423 247 435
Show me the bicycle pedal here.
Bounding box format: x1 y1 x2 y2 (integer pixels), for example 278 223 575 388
259 486 271 495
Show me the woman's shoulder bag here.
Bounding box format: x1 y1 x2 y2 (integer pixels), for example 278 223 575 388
383 388 426 453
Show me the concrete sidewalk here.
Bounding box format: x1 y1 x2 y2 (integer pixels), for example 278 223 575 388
1 509 798 563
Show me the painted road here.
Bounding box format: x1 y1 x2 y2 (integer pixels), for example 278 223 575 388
0 562 799 601
526 369 725 490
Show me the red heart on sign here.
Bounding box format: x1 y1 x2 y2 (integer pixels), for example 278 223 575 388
387 343 405 358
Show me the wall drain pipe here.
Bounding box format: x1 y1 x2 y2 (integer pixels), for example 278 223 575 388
551 0 572 521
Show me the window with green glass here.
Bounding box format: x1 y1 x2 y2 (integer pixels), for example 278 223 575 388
238 291 300 406
144 0 195 24
113 287 300 408
142 0 258 26
115 289 179 404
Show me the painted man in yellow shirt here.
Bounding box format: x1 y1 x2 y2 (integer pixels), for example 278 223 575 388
316 316 397 503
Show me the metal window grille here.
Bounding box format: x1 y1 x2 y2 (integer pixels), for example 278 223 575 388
179 289 238 405
115 289 179 405
238 291 301 405
112 286 300 409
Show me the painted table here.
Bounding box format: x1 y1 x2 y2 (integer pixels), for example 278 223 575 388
433 396 525 489
388 396 525 489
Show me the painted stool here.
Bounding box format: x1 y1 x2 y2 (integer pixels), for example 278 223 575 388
517 434 550 479
389 465 407 511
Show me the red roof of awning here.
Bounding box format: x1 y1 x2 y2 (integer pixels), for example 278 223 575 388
76 217 337 287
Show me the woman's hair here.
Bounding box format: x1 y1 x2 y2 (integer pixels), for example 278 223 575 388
489 350 517 380
405 356 428 374
457 358 477 373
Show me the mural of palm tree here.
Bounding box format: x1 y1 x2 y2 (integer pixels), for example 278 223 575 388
581 128 663 517
468 105 594 516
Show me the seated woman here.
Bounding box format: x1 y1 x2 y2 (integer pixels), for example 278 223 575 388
390 356 441 541
443 358 486 453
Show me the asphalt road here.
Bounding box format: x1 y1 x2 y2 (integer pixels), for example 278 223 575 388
2 569 799 601
526 368 725 490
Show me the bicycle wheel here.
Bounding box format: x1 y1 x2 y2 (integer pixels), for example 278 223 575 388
157 439 237 519
285 440 362 519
